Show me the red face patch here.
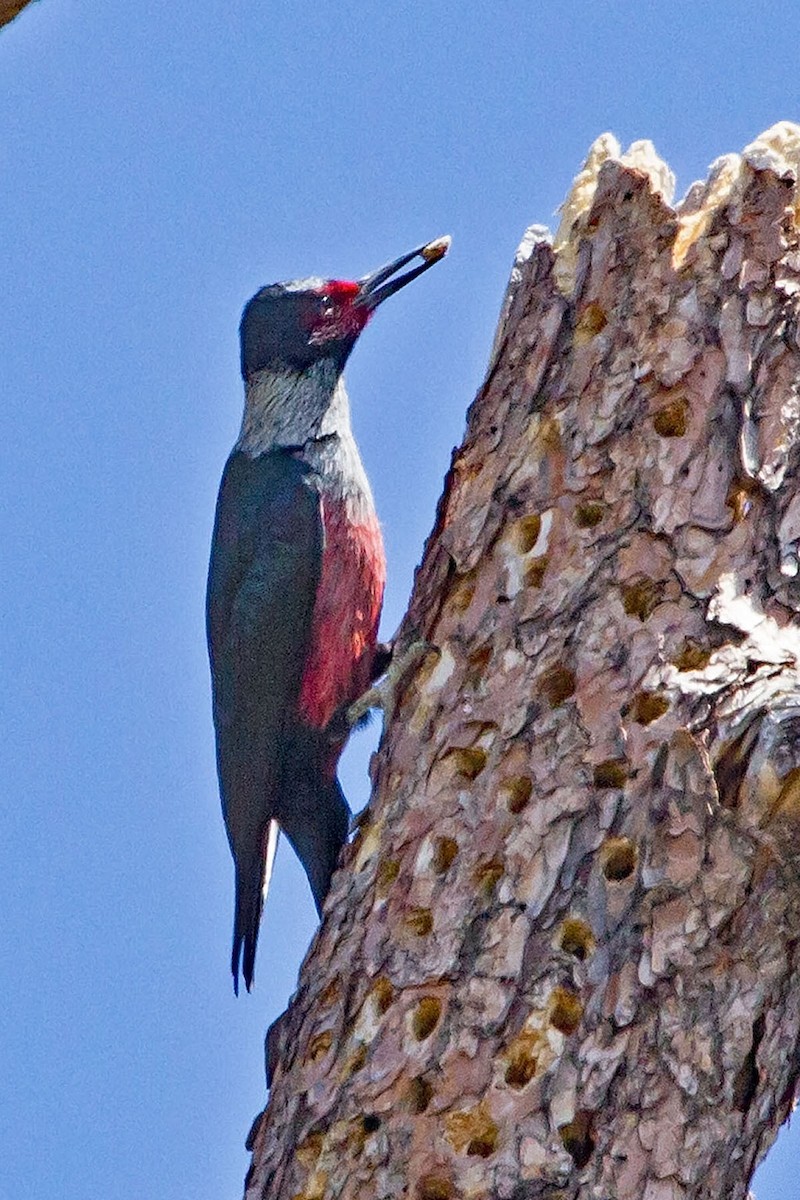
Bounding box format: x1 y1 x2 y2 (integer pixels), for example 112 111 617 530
325 280 361 301
307 281 370 345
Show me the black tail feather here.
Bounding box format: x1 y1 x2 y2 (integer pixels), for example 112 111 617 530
228 729 350 993
232 861 264 995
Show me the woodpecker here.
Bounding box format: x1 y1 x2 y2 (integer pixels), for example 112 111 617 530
207 236 450 993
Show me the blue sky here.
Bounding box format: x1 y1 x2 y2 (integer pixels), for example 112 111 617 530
2 3 799 1196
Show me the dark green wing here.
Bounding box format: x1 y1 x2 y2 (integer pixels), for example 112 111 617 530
206 449 323 992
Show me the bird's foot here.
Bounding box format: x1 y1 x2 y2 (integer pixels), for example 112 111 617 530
346 639 435 730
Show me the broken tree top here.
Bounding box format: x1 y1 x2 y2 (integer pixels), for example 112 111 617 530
248 124 800 1200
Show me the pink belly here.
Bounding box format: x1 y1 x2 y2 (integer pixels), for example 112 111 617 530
297 501 386 731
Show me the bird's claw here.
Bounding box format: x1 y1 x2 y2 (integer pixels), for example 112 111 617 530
346 639 435 729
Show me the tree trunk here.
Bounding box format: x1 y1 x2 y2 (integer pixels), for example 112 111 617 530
0 0 36 29
246 124 800 1200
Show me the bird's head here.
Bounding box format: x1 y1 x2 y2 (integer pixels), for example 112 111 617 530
240 236 450 381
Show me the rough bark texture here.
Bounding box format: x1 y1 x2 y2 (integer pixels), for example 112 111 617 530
0 0 36 29
246 124 800 1200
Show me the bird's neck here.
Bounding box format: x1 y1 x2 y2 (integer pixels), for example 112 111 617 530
236 362 376 513
237 360 351 457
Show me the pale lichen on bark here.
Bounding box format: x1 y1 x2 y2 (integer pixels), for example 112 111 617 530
247 124 800 1200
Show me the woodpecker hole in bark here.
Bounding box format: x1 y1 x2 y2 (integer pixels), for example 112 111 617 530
558 917 595 960
449 571 477 614
503 1026 549 1090
445 1106 499 1158
504 1046 539 1090
474 858 504 898
446 746 488 781
318 978 341 1008
621 577 664 621
631 691 670 724
726 479 758 524
416 1175 453 1200
672 638 713 671
559 1110 596 1169
407 1076 433 1113
432 836 459 874
501 776 533 813
467 1134 497 1158
593 759 628 788
524 557 549 589
345 1043 368 1076
574 500 605 528
653 398 688 437
548 987 584 1035
541 667 576 707
466 644 492 684
371 977 394 1015
412 997 442 1040
376 859 400 895
601 837 638 881
405 907 434 936
574 301 608 344
515 514 542 554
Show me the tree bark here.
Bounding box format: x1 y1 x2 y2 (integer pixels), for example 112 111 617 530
246 124 800 1200
0 0 36 30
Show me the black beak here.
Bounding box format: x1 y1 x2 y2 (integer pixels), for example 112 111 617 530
357 236 451 310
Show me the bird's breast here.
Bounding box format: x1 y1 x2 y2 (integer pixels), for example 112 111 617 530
297 493 386 731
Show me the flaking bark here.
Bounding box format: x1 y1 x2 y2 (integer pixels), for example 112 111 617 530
246 124 800 1200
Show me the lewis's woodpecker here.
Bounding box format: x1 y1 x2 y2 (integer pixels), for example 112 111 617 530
207 237 449 993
